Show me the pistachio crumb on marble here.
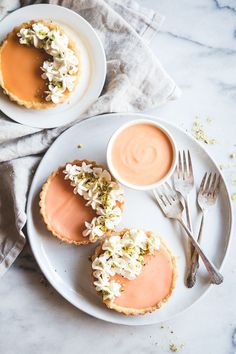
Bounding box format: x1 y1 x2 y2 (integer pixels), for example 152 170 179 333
191 116 217 145
231 193 236 201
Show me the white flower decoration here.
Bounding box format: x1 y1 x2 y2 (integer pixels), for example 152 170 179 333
17 22 79 104
92 229 160 302
83 218 104 238
63 162 124 242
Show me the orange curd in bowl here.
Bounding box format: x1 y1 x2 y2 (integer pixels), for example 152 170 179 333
111 123 173 186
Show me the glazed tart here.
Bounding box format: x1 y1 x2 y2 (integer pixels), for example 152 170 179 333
39 160 124 245
92 229 176 315
0 20 79 109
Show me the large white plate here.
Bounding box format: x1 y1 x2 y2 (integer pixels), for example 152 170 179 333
0 4 106 128
27 113 233 325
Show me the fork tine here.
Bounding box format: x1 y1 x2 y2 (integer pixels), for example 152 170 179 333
213 175 221 198
174 165 178 180
163 183 174 203
199 172 207 193
153 189 166 210
204 173 212 193
187 150 193 179
183 150 187 180
208 173 217 195
165 182 177 201
161 193 171 205
178 151 182 178
159 186 171 205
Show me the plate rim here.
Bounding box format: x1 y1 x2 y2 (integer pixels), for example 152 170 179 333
0 4 106 128
26 112 233 325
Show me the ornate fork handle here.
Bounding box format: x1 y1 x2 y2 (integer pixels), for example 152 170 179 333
177 216 223 285
186 211 205 287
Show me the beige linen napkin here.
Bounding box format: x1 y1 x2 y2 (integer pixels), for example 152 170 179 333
0 0 180 276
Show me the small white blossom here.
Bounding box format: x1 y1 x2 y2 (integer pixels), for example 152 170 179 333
82 218 104 238
79 162 93 174
32 23 49 40
85 190 102 210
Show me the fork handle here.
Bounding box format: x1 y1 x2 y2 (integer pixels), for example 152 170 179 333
186 212 205 288
177 217 223 285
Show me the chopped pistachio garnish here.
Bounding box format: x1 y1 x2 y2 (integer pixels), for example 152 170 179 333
191 117 217 145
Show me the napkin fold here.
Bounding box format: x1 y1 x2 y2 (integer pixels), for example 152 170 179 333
0 0 180 276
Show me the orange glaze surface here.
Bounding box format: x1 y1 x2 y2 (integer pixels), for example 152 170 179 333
44 168 96 242
111 123 173 186
113 244 174 309
0 30 50 102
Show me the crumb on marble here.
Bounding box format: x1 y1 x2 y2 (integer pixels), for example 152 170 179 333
206 116 213 124
231 193 236 201
40 277 49 288
77 144 83 149
169 344 178 352
219 164 231 170
191 117 217 145
230 152 236 159
169 343 184 352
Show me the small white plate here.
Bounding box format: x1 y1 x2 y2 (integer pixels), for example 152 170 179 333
27 113 233 325
0 4 106 128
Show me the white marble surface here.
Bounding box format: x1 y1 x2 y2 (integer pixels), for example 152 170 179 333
1 0 236 353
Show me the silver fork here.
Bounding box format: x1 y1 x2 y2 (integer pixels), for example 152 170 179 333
153 183 223 285
173 151 194 286
173 150 194 232
186 172 221 287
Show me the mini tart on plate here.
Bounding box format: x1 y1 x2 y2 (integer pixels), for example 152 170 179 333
0 20 79 109
39 160 124 245
92 228 177 315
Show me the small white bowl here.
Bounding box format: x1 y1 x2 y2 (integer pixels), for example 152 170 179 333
106 119 177 191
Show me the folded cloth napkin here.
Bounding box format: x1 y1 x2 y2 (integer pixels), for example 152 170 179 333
0 0 180 276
